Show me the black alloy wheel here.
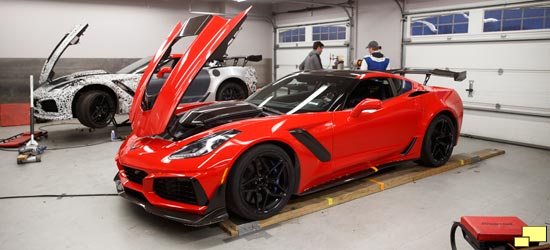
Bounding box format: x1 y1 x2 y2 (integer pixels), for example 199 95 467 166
216 81 247 101
227 144 295 221
76 90 116 128
418 114 456 167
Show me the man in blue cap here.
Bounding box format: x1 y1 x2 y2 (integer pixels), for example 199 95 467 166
360 40 390 71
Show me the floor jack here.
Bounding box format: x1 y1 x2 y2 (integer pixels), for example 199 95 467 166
0 131 47 148
17 75 46 164
451 216 548 250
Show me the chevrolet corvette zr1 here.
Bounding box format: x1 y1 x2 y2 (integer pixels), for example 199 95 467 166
114 7 465 226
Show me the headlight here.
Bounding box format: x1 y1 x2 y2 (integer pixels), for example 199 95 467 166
168 129 241 159
51 79 83 90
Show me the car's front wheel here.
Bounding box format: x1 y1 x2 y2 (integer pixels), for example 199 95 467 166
216 81 247 101
76 90 115 128
227 144 294 221
418 114 456 167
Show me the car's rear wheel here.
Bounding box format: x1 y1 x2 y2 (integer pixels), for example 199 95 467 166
418 114 456 167
216 81 247 101
76 90 115 128
227 144 294 221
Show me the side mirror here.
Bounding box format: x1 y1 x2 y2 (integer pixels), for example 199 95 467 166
246 55 263 62
350 98 382 118
156 67 172 78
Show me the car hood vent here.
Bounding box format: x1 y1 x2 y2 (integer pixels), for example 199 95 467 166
162 101 264 141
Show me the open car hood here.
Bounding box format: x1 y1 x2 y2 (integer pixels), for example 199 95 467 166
39 24 89 85
129 7 251 137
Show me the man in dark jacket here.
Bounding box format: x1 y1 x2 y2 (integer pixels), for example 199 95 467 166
360 40 390 71
299 41 324 70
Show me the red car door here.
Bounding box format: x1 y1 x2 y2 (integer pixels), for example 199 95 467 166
331 77 421 173
130 7 251 137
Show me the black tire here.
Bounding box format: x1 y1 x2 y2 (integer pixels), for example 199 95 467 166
417 114 456 167
226 144 295 221
216 81 247 101
76 90 116 128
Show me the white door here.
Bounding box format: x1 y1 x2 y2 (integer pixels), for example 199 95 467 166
404 3 550 148
275 21 350 79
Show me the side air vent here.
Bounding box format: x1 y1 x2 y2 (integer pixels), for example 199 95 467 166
401 137 417 156
408 91 429 97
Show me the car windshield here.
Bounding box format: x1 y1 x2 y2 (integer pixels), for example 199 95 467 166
246 73 349 114
116 57 152 74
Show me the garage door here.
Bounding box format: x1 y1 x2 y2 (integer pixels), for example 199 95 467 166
404 3 550 148
275 21 350 79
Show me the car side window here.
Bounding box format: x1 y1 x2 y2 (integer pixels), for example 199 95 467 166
391 79 413 96
344 78 394 109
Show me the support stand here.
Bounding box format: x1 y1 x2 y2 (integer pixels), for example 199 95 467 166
17 75 46 164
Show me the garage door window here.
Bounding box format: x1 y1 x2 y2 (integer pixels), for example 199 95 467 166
484 6 550 32
411 12 469 36
312 25 346 41
279 28 306 43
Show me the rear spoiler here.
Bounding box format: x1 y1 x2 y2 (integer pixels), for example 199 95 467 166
387 68 467 85
222 55 262 66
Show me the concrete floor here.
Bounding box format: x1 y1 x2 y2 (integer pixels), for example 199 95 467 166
0 119 549 250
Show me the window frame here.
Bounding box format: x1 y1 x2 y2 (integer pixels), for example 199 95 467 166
275 21 350 48
278 27 306 43
410 12 470 36
312 25 347 41
405 2 550 43
483 6 550 32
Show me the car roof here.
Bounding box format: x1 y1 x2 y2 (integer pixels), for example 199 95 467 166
297 70 401 80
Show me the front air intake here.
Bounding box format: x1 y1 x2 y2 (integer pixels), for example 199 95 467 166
123 166 148 184
153 177 208 206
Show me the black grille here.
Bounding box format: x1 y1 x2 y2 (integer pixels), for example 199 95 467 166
153 178 208 206
123 167 148 184
40 100 58 112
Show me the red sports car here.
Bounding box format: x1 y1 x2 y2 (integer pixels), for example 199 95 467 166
114 8 465 226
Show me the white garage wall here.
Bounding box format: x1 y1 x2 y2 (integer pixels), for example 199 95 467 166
0 0 273 59
274 3 349 27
